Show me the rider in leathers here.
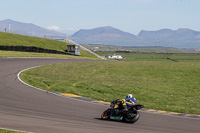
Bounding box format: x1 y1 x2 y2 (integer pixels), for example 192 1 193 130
110 94 137 115
121 94 137 112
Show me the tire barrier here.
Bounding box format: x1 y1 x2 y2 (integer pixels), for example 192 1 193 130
0 46 70 55
166 57 179 62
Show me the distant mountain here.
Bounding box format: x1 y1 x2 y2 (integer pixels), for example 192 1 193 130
171 28 200 39
137 28 200 48
71 27 200 49
72 26 136 38
0 19 66 38
138 29 174 39
138 28 200 39
70 26 139 46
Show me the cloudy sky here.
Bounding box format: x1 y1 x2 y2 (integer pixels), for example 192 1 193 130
1 0 200 35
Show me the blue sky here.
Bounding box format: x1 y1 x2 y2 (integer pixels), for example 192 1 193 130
1 0 200 35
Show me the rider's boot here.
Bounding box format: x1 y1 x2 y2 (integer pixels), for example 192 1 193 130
122 105 128 113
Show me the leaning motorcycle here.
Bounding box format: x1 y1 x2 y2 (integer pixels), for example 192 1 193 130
101 100 143 123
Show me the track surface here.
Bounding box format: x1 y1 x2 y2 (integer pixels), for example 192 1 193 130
0 58 199 133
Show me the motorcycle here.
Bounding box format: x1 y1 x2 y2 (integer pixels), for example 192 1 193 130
101 100 143 123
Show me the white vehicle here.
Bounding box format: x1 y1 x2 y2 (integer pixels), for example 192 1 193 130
106 54 123 59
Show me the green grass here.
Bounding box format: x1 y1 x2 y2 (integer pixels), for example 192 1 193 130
0 32 97 59
0 129 27 133
21 61 200 115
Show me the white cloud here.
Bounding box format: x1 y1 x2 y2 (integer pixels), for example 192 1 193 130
61 28 79 35
46 25 60 31
46 26 79 34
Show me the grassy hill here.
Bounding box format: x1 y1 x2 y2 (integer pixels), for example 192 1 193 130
0 32 97 58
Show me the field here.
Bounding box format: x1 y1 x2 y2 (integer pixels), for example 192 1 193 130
83 44 200 53
21 56 200 115
97 51 200 62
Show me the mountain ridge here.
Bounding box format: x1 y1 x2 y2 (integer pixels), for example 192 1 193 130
71 27 200 49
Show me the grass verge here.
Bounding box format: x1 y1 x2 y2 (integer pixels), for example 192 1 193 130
0 129 27 133
21 61 200 115
0 50 96 59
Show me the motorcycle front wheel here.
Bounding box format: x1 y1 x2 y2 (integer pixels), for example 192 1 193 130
101 110 110 120
124 110 140 123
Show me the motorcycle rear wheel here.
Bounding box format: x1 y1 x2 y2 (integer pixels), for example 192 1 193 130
101 110 110 120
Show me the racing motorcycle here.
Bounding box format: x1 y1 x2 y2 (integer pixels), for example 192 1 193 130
101 100 143 123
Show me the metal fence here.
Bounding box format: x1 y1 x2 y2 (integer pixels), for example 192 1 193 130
0 27 65 40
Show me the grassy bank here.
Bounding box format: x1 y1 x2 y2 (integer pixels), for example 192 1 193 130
21 61 200 114
0 32 97 59
0 32 67 51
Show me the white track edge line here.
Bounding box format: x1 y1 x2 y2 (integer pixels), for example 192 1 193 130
17 65 46 93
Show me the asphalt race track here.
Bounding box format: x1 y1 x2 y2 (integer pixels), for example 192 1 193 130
0 58 200 133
